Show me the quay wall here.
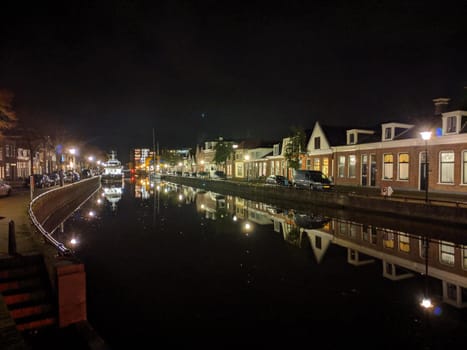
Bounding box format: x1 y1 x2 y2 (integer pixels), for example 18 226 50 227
164 176 467 226
30 177 101 233
29 176 101 328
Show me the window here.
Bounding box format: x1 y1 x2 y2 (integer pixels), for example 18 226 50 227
339 221 348 234
338 156 345 178
348 155 356 178
306 158 311 170
383 230 395 249
314 137 321 150
440 151 454 184
384 128 392 140
236 164 243 177
383 154 393 179
463 151 467 185
273 144 280 156
315 236 322 249
349 222 360 239
398 233 410 253
0 147 2 161
446 116 457 133
462 245 467 270
322 158 329 176
398 153 409 180
349 133 355 144
313 158 320 171
440 241 455 266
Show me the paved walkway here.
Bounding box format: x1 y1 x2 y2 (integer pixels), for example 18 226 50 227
1 187 109 350
1 189 41 258
0 189 38 350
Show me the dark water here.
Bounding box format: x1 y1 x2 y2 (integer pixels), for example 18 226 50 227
55 179 467 349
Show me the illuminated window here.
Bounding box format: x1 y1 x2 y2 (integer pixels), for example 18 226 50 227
440 151 454 183
398 232 410 253
348 155 356 178
383 154 393 180
322 158 329 176
383 230 395 249
398 153 409 180
338 156 345 178
313 158 320 171
462 245 467 270
440 241 455 266
463 151 467 184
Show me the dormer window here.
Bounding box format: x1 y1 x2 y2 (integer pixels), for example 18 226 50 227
273 144 280 156
381 122 413 141
384 127 392 140
446 116 457 133
346 128 374 144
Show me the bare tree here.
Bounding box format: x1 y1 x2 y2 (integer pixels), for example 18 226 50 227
0 88 18 131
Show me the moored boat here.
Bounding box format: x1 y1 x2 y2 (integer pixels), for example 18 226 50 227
101 151 124 182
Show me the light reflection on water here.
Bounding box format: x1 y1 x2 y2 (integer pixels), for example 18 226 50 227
56 179 467 349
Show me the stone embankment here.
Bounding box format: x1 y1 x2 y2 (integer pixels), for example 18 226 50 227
164 175 467 226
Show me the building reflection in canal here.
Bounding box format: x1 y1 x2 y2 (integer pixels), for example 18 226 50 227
55 178 467 348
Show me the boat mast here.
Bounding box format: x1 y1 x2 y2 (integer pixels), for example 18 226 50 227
152 128 156 174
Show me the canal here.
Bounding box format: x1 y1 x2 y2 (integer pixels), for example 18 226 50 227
55 178 467 349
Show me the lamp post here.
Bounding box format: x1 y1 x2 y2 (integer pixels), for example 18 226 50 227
420 131 432 203
420 236 432 309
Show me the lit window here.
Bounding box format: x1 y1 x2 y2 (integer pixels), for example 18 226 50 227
383 154 394 180
440 151 454 183
348 155 356 178
398 153 409 180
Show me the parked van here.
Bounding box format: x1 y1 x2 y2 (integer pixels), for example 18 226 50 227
291 169 334 191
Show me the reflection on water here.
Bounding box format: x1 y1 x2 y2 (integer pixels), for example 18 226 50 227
58 178 467 348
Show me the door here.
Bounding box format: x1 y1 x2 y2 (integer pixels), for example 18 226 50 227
370 154 376 187
361 154 368 186
420 151 428 190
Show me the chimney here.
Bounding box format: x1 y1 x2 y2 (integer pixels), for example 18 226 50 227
433 97 450 115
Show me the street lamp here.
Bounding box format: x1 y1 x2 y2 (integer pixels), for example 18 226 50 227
420 131 432 203
420 236 433 309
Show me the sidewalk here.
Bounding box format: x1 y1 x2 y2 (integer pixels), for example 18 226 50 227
1 186 108 350
0 189 38 350
0 189 41 257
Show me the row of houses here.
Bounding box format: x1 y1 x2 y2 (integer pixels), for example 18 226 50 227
0 136 78 181
195 97 467 195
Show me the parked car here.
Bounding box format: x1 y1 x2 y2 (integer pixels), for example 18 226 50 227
47 172 60 186
65 170 80 182
0 180 12 197
211 171 226 180
265 174 290 186
291 169 334 191
30 174 51 188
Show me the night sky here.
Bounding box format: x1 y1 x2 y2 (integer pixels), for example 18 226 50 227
2 0 467 162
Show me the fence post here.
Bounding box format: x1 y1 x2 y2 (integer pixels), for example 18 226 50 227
8 220 17 255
